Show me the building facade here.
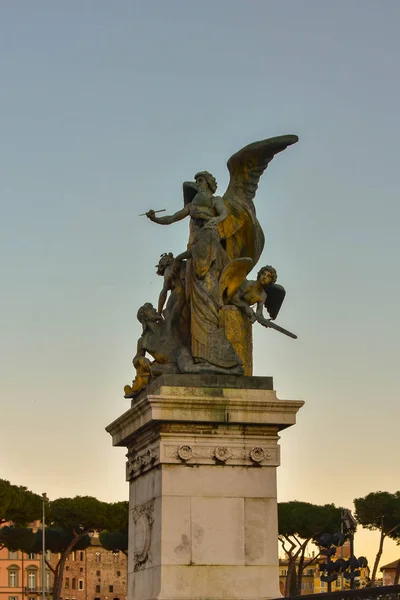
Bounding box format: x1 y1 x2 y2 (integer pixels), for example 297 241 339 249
0 548 52 600
380 560 400 586
0 539 126 600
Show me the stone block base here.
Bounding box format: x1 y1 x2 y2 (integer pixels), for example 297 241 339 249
106 375 303 600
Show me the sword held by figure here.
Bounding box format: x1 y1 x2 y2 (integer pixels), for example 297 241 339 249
139 209 166 217
256 316 297 339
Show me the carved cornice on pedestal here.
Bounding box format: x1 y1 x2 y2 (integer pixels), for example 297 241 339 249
126 446 159 480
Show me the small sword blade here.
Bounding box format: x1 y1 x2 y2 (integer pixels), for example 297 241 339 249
269 322 298 339
139 209 166 216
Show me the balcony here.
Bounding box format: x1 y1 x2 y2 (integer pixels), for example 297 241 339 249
24 588 53 595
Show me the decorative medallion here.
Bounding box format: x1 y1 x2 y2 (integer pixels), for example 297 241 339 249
249 447 272 463
178 444 193 461
214 446 232 463
132 499 155 571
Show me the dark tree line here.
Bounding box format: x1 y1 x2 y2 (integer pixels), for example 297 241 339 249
0 480 128 600
278 492 400 596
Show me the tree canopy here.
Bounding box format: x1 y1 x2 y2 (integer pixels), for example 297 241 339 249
0 525 35 552
0 493 129 600
0 479 42 525
354 491 400 583
99 530 128 555
278 501 344 596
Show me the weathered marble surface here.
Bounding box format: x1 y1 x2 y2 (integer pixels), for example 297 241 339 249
107 376 304 600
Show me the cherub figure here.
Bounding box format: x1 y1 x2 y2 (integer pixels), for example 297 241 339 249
155 252 183 315
220 261 297 339
231 265 279 326
155 252 189 345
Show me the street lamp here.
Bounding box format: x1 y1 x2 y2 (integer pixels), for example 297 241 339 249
41 494 48 600
318 513 368 593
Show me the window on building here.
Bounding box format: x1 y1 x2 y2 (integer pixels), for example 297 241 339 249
8 569 19 587
27 571 37 590
78 580 84 591
95 552 101 564
116 571 121 577
29 596 36 600
80 568 83 573
79 551 84 561
70 551 75 561
46 550 52 561
113 552 119 563
95 585 101 593
46 572 51 590
308 569 314 575
109 586 114 593
66 566 70 571
281 569 287 576
8 551 19 560
96 571 101 577
72 578 76 590
65 578 70 589
301 583 305 590
308 582 313 590
9 596 19 600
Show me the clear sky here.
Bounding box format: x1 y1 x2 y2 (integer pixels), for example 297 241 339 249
1 1 399 569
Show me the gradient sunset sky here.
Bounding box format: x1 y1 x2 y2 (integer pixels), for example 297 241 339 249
1 1 399 569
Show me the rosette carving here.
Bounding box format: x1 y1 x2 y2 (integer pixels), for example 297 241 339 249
178 444 193 461
214 446 232 463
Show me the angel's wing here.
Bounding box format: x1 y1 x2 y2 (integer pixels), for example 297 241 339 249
225 135 298 206
219 257 253 305
219 135 298 266
264 283 286 320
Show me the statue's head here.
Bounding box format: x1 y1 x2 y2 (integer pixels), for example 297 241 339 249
137 303 160 327
194 171 218 194
257 265 277 286
155 252 174 276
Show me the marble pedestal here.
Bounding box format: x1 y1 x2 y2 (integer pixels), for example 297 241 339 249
106 375 303 600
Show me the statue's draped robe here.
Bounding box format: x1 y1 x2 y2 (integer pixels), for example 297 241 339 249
189 224 241 368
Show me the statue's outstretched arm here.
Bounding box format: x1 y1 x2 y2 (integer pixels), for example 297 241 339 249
255 303 271 327
146 205 189 225
175 249 191 262
158 279 172 315
256 301 265 321
230 291 257 323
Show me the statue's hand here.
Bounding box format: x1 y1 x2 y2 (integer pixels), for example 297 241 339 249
204 218 219 230
133 356 152 371
258 317 271 327
249 312 257 324
146 209 156 221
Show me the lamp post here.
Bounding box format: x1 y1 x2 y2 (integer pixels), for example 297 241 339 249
342 509 358 590
318 513 368 593
41 494 48 600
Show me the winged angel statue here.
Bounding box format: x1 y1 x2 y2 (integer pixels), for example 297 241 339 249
126 135 298 396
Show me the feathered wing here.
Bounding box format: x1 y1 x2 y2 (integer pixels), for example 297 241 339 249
219 135 298 265
264 283 286 320
219 258 253 305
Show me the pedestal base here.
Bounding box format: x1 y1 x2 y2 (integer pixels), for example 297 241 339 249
107 375 303 600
